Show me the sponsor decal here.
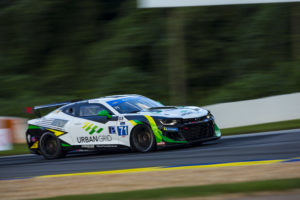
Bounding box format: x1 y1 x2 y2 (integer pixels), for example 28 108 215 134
109 126 116 134
157 141 166 146
96 145 118 148
163 127 178 132
82 122 103 135
117 126 128 136
148 110 162 113
81 145 95 148
181 112 193 116
119 116 124 121
77 135 112 143
120 122 125 125
30 136 37 142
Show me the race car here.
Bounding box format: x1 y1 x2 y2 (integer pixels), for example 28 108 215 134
26 94 221 159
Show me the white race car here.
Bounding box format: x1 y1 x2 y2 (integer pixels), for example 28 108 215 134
26 94 221 159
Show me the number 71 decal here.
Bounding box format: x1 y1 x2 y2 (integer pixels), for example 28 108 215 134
117 126 128 136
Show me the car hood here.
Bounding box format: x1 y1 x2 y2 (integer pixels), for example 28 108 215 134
133 106 209 119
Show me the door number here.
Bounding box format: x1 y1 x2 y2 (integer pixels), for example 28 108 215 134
117 126 128 136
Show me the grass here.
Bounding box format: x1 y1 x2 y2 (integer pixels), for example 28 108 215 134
36 178 300 200
1 119 299 156
0 143 29 156
221 119 300 136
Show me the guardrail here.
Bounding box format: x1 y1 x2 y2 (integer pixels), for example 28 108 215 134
204 92 300 129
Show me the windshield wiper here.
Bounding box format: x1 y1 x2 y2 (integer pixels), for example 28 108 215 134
127 110 140 113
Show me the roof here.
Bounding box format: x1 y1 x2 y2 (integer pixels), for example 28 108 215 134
34 95 144 112
94 94 142 102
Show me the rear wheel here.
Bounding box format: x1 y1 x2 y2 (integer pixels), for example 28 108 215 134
39 132 65 159
131 125 156 152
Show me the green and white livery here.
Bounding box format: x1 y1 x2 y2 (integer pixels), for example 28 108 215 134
26 95 221 159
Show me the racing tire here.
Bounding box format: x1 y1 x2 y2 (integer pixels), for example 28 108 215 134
39 132 65 159
130 125 156 153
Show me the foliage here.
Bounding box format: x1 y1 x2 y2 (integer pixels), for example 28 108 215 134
0 1 299 117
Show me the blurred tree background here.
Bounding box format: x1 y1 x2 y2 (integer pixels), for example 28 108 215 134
0 0 299 117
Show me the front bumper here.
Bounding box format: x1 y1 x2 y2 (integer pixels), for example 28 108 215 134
159 118 221 145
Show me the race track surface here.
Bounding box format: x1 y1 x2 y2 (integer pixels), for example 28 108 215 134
1 129 300 180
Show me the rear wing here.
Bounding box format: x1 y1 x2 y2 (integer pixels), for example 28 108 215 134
27 100 81 117
34 102 71 110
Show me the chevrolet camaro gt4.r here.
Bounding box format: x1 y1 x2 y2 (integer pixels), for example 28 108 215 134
26 95 221 159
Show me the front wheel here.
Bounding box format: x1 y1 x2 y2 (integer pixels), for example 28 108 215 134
39 132 65 159
130 125 156 152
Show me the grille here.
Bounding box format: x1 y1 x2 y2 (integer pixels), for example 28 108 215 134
163 131 184 141
182 116 207 124
181 121 214 141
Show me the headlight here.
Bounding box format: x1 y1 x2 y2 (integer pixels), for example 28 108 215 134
206 111 214 119
158 119 179 126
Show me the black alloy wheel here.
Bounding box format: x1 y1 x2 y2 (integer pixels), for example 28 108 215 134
39 132 65 159
131 125 156 152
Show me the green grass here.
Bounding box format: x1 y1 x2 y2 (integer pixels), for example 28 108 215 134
36 178 300 200
0 143 29 156
221 119 300 136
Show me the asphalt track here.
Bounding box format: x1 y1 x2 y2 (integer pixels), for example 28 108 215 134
0 129 300 180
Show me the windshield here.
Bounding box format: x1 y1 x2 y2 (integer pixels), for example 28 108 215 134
107 96 163 114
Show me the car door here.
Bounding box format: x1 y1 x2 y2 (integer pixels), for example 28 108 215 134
70 103 119 146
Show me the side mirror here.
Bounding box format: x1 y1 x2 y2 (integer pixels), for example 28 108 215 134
98 110 112 119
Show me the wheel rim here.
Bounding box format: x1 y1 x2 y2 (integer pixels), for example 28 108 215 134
133 127 153 152
43 137 58 156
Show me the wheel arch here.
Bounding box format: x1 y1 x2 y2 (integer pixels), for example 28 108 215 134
39 131 65 159
129 123 156 152
126 115 163 144
26 125 47 152
26 125 69 152
129 123 152 148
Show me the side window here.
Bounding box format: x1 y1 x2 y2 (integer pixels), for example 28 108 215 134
64 106 75 116
79 104 108 117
